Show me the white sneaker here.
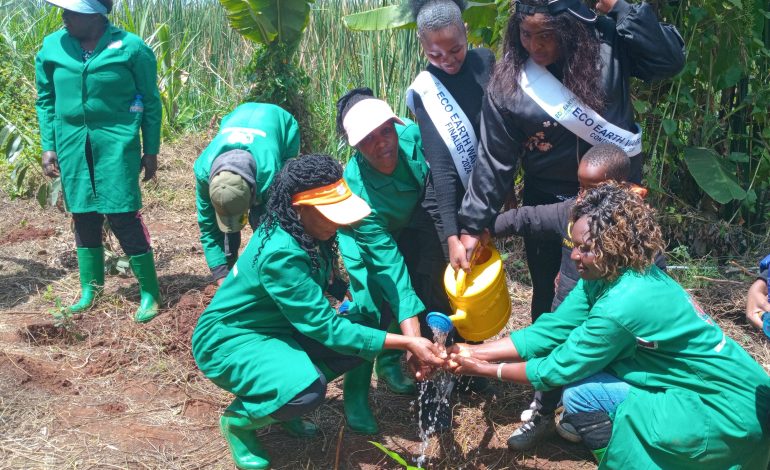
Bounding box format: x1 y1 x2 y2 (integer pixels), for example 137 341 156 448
520 398 538 421
555 410 582 443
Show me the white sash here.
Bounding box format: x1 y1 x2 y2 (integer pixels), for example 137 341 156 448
518 59 642 156
406 72 478 188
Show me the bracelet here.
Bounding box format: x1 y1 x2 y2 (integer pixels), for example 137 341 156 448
496 362 505 380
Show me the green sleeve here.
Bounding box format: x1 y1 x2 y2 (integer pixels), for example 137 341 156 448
282 112 300 160
525 305 637 391
261 248 386 361
132 42 161 155
510 281 591 360
34 48 56 152
195 172 227 273
340 214 424 323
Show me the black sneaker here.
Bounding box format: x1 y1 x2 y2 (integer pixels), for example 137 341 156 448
507 411 556 451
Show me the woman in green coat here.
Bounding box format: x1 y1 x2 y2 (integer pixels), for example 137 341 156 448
192 154 443 470
35 0 162 322
335 88 454 434
446 183 770 468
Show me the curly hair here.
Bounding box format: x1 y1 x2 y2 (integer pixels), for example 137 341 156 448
572 182 664 280
335 87 375 138
492 0 604 112
255 154 343 272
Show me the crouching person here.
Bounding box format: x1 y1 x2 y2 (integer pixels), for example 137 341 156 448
192 154 443 470
445 182 770 468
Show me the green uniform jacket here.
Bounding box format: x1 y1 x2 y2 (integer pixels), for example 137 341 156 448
193 103 299 271
338 120 428 326
191 224 386 419
35 25 161 213
511 266 770 469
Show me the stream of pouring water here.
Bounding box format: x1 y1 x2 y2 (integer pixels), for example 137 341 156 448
415 326 455 468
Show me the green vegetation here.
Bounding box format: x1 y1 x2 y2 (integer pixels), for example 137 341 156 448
1 0 769 252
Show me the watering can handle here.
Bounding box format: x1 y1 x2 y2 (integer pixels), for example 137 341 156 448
456 243 483 296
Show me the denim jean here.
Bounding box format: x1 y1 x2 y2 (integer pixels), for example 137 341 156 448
562 372 631 414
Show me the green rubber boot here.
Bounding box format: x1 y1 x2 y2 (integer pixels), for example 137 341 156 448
281 418 318 438
343 361 378 434
128 251 161 323
220 412 276 470
592 447 607 464
68 247 105 313
374 322 416 395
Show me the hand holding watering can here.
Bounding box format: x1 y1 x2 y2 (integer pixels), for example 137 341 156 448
427 241 512 342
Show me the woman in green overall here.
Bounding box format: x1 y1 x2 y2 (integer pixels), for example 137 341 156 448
192 154 443 470
446 183 770 468
35 0 162 322
335 88 454 434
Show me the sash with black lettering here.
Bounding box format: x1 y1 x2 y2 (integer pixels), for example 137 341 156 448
518 59 642 156
406 72 478 188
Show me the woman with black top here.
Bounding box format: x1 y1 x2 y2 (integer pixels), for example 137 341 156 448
455 0 685 451
406 0 495 270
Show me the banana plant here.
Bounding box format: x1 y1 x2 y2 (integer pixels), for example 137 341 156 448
217 0 314 46
342 0 506 47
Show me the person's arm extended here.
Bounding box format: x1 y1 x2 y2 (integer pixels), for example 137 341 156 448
493 200 570 239
447 337 522 363
132 42 162 156
458 93 520 235
608 0 685 81
746 274 769 330
338 217 424 324
413 97 463 241
195 173 228 280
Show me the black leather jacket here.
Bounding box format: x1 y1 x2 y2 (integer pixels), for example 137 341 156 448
459 0 685 233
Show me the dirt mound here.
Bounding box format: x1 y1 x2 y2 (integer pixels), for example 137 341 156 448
0 353 78 394
0 226 56 245
152 285 215 365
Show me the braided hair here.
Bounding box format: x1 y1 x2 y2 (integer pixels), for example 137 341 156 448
572 182 664 280
255 154 344 272
410 0 466 37
335 87 375 139
493 0 604 112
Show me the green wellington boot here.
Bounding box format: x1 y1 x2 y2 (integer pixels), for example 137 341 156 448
281 418 318 438
374 322 416 394
343 360 378 434
68 247 105 313
591 447 607 465
220 412 276 470
128 251 161 323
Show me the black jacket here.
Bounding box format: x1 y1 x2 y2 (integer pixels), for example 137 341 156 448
459 0 685 233
411 48 495 241
493 198 667 310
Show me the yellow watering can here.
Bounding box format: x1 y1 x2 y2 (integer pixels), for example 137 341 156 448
427 244 511 342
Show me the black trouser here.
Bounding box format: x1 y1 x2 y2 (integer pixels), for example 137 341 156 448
271 304 395 420
223 209 261 268
72 211 151 256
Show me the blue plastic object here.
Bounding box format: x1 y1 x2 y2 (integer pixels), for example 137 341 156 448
338 299 351 314
426 312 454 334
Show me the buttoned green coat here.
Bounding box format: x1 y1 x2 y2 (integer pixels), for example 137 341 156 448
191 225 386 418
35 24 161 213
193 103 300 271
337 120 428 327
511 266 770 469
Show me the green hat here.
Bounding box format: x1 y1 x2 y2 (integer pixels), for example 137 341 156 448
209 171 251 233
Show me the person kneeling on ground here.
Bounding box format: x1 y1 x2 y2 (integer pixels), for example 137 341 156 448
192 154 444 470
493 143 665 450
445 182 770 468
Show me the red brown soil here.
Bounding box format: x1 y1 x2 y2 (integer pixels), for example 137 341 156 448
0 225 55 245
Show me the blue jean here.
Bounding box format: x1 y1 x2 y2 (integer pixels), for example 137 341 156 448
562 372 631 414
